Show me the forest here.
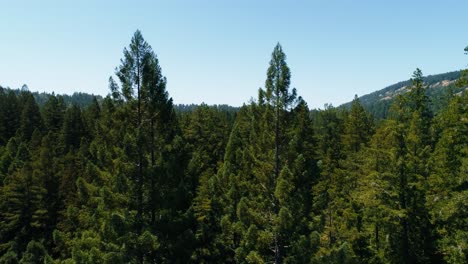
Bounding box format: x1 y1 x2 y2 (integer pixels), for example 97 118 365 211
0 31 466 264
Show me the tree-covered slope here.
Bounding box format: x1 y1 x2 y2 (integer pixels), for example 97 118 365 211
341 70 467 119
0 86 104 109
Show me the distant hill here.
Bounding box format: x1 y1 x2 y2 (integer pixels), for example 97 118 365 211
0 86 240 113
341 70 467 119
0 86 104 109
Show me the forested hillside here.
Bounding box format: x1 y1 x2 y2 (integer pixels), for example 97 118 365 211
0 87 239 116
0 31 466 264
0 86 104 109
341 70 466 120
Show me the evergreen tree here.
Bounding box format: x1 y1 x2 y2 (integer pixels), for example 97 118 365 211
427 89 468 263
215 44 316 263
19 240 50 264
361 69 440 263
42 94 66 133
62 105 87 151
18 92 43 141
109 76 122 103
343 95 373 153
261 43 297 263
33 133 61 250
115 30 151 237
84 96 101 137
187 105 233 262
141 49 169 227
310 105 350 263
4 91 21 141
0 162 47 257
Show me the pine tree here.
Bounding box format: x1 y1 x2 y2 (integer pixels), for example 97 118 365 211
343 95 373 153
141 50 169 227
19 240 50 264
18 92 43 141
188 105 233 262
4 92 21 140
215 44 316 263
0 161 47 256
355 119 401 263
42 94 66 133
262 43 297 264
62 105 87 151
362 69 440 263
112 30 191 263
280 98 318 263
84 96 101 137
405 69 439 263
310 105 349 263
115 30 151 237
108 76 122 103
427 90 468 263
33 133 61 250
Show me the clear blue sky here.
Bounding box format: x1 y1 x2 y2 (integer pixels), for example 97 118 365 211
1 0 467 108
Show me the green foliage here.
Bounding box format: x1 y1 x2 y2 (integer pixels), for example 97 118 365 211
210 44 319 263
18 92 43 141
0 163 47 257
0 90 20 145
343 95 373 153
0 34 466 264
427 92 468 263
19 240 49 264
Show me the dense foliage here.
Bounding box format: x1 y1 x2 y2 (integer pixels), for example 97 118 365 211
0 31 466 263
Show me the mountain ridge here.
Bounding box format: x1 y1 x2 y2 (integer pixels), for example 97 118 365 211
340 70 466 119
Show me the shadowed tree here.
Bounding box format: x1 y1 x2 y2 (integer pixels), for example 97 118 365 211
115 30 152 235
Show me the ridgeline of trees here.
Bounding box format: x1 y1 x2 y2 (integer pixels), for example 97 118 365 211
0 87 104 110
340 70 465 120
0 32 466 264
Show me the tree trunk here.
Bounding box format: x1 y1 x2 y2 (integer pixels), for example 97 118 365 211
273 92 282 263
275 98 280 182
136 50 143 235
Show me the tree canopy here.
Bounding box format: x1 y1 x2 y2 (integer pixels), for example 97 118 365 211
0 33 466 264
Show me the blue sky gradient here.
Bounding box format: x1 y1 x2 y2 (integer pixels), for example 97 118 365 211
1 0 467 108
